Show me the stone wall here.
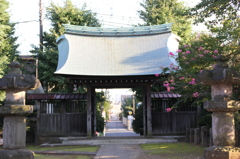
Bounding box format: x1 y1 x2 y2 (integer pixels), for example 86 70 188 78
185 127 239 147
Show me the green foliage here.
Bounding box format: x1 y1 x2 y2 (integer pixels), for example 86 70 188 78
191 0 239 25
154 0 240 130
234 111 240 146
138 0 192 42
95 91 111 131
96 92 105 132
132 104 143 135
156 0 240 106
197 109 212 128
31 0 101 93
121 97 133 117
0 0 19 101
96 109 104 133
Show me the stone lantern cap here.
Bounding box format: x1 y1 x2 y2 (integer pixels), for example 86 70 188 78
0 105 33 116
204 100 240 112
198 55 240 85
0 61 40 90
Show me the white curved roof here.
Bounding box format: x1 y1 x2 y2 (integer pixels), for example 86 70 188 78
55 24 179 76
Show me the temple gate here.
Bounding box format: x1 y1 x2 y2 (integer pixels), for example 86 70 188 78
54 23 180 138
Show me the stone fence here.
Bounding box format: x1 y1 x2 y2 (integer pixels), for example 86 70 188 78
185 126 239 147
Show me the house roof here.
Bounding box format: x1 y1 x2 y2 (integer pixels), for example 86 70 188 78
151 91 181 98
55 24 179 77
26 93 86 100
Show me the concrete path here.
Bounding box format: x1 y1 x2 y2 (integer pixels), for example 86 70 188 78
94 118 148 159
105 118 140 137
94 144 148 159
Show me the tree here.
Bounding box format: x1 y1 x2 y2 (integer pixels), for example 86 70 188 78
190 0 240 68
121 97 134 117
31 0 101 93
132 103 143 135
156 0 240 129
0 0 19 101
0 0 19 132
138 0 192 42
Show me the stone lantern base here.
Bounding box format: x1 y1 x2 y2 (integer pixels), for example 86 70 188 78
204 146 240 159
0 149 34 159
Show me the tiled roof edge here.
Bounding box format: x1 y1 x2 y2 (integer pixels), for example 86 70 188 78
63 23 173 36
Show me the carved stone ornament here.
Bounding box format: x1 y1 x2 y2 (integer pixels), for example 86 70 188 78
199 55 240 85
0 61 40 91
0 105 33 116
204 100 240 112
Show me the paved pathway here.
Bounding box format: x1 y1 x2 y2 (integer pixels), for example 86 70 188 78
105 118 140 137
94 118 148 159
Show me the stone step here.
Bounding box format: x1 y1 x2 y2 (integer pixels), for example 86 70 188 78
61 138 178 145
40 136 185 146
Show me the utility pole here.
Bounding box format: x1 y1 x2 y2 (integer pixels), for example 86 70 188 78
37 0 43 79
39 0 43 52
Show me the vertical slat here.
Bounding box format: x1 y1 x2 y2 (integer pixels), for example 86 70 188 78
172 108 176 133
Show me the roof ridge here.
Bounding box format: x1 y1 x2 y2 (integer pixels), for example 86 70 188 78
63 23 173 36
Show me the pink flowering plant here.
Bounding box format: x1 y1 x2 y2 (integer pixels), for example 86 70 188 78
157 34 229 107
153 33 240 107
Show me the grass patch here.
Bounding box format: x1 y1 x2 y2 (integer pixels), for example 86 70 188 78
26 145 99 152
140 143 206 159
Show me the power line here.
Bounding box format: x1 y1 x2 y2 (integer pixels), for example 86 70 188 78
96 13 142 21
14 20 39 24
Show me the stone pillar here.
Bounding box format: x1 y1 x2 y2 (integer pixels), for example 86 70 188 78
185 128 190 142
190 129 195 143
0 61 40 159
201 126 209 147
194 128 201 145
212 112 235 146
198 55 240 159
3 116 26 149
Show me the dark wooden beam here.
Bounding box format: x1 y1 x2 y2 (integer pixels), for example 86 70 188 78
146 83 152 137
86 84 92 138
142 85 147 136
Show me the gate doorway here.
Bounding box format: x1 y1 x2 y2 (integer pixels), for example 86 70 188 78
100 88 140 137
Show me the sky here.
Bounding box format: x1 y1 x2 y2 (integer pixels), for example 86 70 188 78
7 0 202 55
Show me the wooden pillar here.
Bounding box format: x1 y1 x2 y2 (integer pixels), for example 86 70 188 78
146 83 152 137
92 89 96 137
35 100 41 144
142 86 147 136
87 84 93 138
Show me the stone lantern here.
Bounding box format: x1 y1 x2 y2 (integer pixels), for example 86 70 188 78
0 61 40 159
199 55 240 159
